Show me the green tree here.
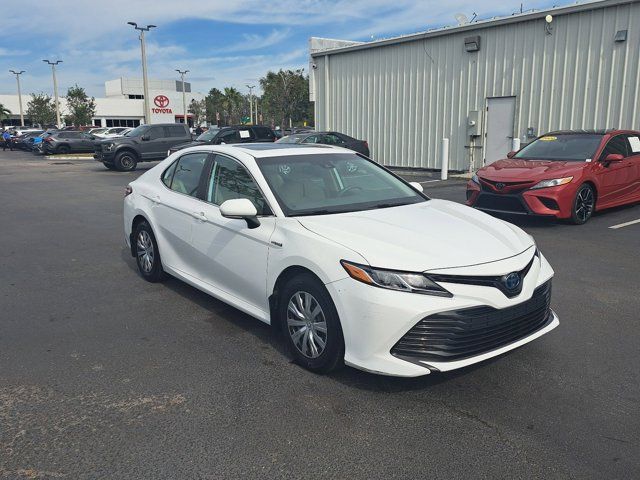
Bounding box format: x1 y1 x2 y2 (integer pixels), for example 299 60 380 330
26 93 56 126
0 103 11 122
64 84 96 126
188 99 206 126
221 87 245 125
259 69 312 129
205 88 225 125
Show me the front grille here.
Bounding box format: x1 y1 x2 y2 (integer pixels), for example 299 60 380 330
480 179 534 193
475 193 528 213
391 281 552 363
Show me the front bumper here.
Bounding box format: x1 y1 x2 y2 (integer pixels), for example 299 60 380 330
94 149 116 163
466 180 576 219
325 249 557 377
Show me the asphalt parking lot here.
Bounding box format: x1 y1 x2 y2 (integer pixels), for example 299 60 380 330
1 151 639 479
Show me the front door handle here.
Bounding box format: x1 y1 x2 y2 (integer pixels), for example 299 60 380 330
192 211 207 221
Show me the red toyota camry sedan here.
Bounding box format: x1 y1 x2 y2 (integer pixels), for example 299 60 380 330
466 130 640 224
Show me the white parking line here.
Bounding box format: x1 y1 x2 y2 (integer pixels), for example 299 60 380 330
609 218 640 229
419 179 441 184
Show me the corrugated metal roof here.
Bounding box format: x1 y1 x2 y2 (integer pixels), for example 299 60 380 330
310 0 635 57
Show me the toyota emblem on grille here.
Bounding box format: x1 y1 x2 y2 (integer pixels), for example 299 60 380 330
503 272 521 291
495 182 506 190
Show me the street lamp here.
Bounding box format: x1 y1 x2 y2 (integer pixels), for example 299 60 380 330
42 60 62 128
176 69 190 127
246 84 255 124
127 22 156 124
9 70 25 126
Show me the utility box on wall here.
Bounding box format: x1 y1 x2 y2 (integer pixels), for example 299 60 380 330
467 111 482 137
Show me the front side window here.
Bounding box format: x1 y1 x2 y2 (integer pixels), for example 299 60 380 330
515 134 603 161
126 125 150 137
322 134 345 146
206 155 270 215
147 127 164 140
599 135 630 160
218 130 240 144
301 135 320 144
166 152 208 197
257 153 426 216
195 128 220 142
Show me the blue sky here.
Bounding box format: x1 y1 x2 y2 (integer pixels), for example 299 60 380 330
1 0 567 98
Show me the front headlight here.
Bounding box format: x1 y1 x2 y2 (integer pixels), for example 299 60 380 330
471 173 480 184
530 176 573 190
340 260 452 297
103 143 115 152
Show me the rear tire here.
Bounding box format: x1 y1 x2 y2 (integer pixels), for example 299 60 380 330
570 184 595 225
278 273 344 373
133 221 167 282
56 145 70 154
115 151 137 171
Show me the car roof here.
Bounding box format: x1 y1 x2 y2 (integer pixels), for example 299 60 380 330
545 129 617 135
227 143 345 158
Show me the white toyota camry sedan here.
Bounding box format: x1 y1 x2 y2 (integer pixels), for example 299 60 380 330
123 144 559 377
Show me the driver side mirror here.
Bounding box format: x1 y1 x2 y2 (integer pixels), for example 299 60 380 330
506 151 517 158
602 153 624 163
141 135 150 141
409 181 424 193
220 198 260 229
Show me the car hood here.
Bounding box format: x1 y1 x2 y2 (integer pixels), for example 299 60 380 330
479 158 586 181
297 199 534 272
101 136 138 146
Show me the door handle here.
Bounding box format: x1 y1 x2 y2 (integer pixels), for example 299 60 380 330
192 211 207 221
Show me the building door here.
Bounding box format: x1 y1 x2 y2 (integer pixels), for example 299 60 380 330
485 97 516 165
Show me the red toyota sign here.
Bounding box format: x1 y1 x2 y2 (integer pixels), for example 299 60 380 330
152 95 172 113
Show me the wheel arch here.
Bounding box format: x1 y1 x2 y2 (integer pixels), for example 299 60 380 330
130 214 151 257
581 180 598 203
268 265 326 330
115 146 140 159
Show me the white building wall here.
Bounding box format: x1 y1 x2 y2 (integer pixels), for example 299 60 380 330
312 0 640 171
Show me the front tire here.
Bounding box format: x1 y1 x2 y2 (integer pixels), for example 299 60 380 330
133 221 167 282
103 162 115 170
278 273 344 373
115 151 137 171
570 184 595 224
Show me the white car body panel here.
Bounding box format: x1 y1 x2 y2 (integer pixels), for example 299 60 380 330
124 144 558 377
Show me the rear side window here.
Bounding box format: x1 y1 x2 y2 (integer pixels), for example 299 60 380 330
238 128 254 140
218 129 241 144
253 127 275 140
166 152 208 197
627 135 640 154
600 135 630 160
165 125 188 137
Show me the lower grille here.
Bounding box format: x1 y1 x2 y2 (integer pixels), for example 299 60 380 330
475 193 528 213
391 281 552 362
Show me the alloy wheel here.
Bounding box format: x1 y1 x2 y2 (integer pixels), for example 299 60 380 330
287 291 328 358
136 230 154 273
575 187 594 223
120 155 135 169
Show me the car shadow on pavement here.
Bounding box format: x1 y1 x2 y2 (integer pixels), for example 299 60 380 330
120 246 505 391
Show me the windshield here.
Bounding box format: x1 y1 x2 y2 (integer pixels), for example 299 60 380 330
257 153 427 216
515 134 603 161
276 135 304 144
124 125 149 137
195 128 220 142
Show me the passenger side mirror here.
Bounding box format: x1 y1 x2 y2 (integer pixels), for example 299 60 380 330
506 151 517 158
409 181 424 193
603 153 624 163
220 198 260 229
141 135 150 141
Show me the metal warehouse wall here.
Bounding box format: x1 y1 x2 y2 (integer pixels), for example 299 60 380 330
312 1 640 171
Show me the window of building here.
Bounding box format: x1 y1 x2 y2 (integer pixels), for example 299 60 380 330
105 119 141 128
127 94 144 100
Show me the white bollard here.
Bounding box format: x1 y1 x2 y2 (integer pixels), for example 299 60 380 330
441 138 449 181
512 137 521 153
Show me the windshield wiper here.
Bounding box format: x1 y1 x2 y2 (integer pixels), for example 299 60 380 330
294 209 334 217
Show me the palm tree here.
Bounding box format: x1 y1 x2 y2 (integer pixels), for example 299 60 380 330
221 87 244 125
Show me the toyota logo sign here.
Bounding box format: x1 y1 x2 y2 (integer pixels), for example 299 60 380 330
154 95 170 108
152 95 173 114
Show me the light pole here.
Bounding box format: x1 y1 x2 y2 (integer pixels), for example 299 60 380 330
246 85 255 124
176 69 189 126
9 70 25 126
127 22 156 124
42 60 62 127
278 71 290 130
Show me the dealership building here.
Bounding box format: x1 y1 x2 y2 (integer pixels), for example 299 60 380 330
309 0 640 171
0 77 205 128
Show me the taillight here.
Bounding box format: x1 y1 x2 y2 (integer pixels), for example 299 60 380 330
124 185 133 197
364 140 369 148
